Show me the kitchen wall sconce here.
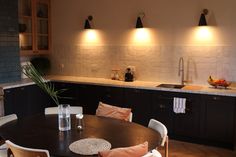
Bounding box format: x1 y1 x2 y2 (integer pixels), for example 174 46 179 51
198 9 208 26
84 15 93 29
136 12 145 28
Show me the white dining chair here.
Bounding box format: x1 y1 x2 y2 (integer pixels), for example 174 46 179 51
0 114 17 126
6 140 50 157
142 149 162 157
96 102 133 122
129 112 133 122
44 106 83 115
148 119 168 157
0 114 18 157
0 149 8 157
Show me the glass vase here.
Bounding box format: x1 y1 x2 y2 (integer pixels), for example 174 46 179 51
58 104 71 131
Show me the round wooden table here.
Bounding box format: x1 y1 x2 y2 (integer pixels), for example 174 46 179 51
0 115 161 157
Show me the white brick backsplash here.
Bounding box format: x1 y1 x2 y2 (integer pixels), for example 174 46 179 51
51 45 236 85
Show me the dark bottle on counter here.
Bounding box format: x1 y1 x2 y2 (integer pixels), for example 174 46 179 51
125 68 134 82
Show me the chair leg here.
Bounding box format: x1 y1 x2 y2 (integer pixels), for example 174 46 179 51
7 148 13 157
165 136 168 157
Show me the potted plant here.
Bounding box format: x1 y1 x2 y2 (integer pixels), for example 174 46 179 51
22 63 71 131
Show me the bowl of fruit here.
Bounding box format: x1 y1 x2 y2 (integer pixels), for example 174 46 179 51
207 76 231 88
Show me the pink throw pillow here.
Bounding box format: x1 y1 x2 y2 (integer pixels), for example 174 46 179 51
98 142 148 157
96 102 131 121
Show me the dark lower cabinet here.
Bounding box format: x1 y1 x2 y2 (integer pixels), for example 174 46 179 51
152 91 201 138
152 92 174 134
100 86 124 107
27 85 51 115
52 83 125 115
124 88 152 126
77 84 103 114
4 85 51 118
202 95 236 148
4 87 29 118
53 82 78 106
173 93 201 139
4 82 236 149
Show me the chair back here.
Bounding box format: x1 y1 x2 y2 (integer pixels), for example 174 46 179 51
45 106 83 115
148 119 168 146
0 114 17 127
6 140 50 157
96 102 132 122
0 149 8 157
129 112 133 122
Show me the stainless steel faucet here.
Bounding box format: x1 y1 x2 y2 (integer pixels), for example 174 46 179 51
178 57 185 85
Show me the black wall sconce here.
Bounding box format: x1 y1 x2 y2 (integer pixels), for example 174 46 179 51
136 12 145 28
198 9 208 26
84 15 93 29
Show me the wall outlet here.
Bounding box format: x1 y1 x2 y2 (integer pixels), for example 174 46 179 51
60 63 64 68
91 64 98 72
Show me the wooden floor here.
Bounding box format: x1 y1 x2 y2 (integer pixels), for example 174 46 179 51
158 140 236 157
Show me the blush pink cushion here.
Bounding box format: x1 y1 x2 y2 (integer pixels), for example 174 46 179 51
98 142 148 157
96 102 131 121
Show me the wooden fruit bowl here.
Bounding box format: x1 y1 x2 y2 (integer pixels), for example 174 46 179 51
207 80 231 88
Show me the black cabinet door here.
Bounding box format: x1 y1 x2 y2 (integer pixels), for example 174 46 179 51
152 91 201 138
4 85 52 118
124 88 152 126
27 85 51 115
4 87 29 118
77 85 103 114
53 82 78 106
100 86 124 107
202 95 235 146
152 92 174 134
172 93 201 138
4 88 16 116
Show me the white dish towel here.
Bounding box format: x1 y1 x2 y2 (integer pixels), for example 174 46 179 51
173 97 186 113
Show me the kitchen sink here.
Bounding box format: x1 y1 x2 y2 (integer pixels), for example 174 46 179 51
157 84 185 89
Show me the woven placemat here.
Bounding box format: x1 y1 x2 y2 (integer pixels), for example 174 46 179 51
69 138 112 155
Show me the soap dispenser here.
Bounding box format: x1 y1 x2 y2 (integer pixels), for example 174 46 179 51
124 68 134 82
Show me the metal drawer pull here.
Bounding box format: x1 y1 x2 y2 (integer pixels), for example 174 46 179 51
159 104 166 109
185 108 191 111
212 96 220 100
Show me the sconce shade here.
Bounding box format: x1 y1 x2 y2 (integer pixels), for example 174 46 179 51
84 19 91 29
84 15 93 29
199 13 207 26
198 9 208 26
136 17 143 28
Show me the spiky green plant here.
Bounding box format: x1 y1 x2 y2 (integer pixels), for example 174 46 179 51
22 63 66 106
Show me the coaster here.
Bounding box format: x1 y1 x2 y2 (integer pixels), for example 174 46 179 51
69 138 112 155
